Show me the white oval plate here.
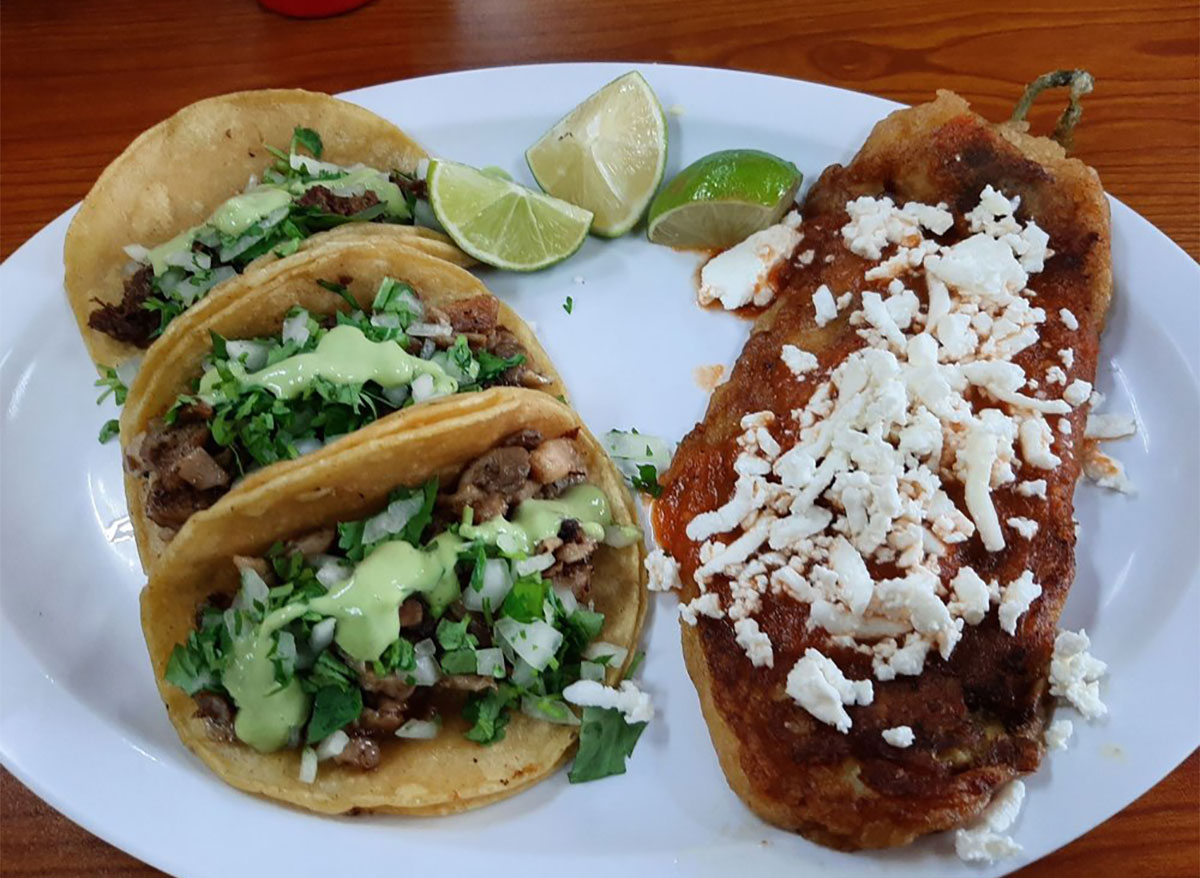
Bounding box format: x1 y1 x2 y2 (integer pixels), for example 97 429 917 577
1 63 1197 878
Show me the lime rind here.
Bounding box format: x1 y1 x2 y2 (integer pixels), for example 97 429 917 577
646 149 802 249
526 71 668 238
428 159 593 272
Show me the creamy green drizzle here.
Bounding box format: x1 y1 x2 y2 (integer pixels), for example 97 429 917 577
216 484 618 752
198 325 458 402
142 165 404 276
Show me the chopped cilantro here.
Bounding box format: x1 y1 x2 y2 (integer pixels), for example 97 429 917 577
440 648 479 675
501 577 547 623
631 463 663 498
463 685 518 744
568 706 648 783
94 367 128 406
435 617 477 651
98 419 120 444
306 685 362 743
563 296 574 314
290 126 324 158
623 650 646 681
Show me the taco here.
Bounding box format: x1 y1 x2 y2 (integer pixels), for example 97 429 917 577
65 88 470 370
120 236 564 572
141 388 650 814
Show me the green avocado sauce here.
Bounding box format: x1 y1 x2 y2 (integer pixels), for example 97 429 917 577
216 485 616 752
141 164 404 277
198 325 458 402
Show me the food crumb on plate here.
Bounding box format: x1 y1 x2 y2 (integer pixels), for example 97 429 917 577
693 363 726 391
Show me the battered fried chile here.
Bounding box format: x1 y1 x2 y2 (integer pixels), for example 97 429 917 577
88 127 428 347
165 435 646 783
123 276 544 529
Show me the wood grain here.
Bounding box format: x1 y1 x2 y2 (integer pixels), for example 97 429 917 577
1 0 1196 874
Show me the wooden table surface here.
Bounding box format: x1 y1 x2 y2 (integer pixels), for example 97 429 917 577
1 0 1197 875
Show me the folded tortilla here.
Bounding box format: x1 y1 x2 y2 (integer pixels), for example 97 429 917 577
120 235 565 573
64 88 469 370
141 388 646 814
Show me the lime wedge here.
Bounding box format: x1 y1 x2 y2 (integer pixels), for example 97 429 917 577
647 150 802 249
427 159 593 271
526 71 668 238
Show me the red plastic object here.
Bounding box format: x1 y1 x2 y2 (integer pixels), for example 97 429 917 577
257 0 372 19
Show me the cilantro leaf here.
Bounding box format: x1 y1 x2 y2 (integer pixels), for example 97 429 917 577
631 463 663 498
568 706 647 783
563 296 574 314
98 419 120 444
377 637 416 673
463 685 518 744
622 650 646 681
440 648 479 675
94 367 128 406
436 617 476 651
290 126 324 158
306 684 362 743
317 278 359 310
474 349 524 385
501 577 547 623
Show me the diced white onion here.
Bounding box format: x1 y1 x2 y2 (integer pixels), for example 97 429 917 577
462 559 513 612
411 373 437 403
514 552 555 577
414 638 437 658
602 430 675 480
261 206 290 229
475 647 505 678
315 558 352 590
298 747 318 783
235 568 269 609
521 695 580 726
412 654 441 686
382 385 411 407
315 729 349 760
395 718 440 740
225 339 270 371
509 656 537 688
274 631 297 673
281 310 311 346
361 494 424 545
115 354 143 392
494 618 563 672
580 660 606 682
290 153 347 177
293 437 323 456
419 339 436 359
370 312 402 330
309 618 336 653
415 158 430 180
603 524 642 548
583 642 628 667
552 584 578 615
123 243 151 262
407 321 453 339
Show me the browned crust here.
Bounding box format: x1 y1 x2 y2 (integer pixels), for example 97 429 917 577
656 90 1112 849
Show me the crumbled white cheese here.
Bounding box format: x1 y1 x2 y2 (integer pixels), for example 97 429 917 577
733 617 774 668
998 570 1041 635
812 284 840 327
1050 629 1107 719
1007 516 1038 539
1060 307 1079 330
1058 418 1072 436
645 549 681 592
797 248 815 265
1045 365 1067 385
955 780 1026 863
1082 447 1135 494
678 591 724 626
1045 718 1074 751
842 195 953 261
1058 348 1075 369
1085 412 1137 440
881 725 915 748
949 567 992 625
562 679 654 723
781 344 819 376
1016 479 1047 498
785 648 873 733
698 223 802 310
1063 379 1092 407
